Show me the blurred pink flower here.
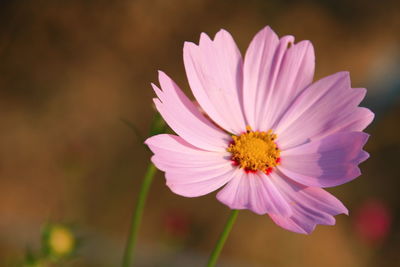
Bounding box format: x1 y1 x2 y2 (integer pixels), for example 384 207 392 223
354 199 391 245
163 210 191 238
145 26 374 234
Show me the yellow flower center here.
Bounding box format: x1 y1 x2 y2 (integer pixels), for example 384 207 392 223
227 126 280 174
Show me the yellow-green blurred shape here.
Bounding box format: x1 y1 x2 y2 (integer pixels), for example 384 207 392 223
42 224 76 259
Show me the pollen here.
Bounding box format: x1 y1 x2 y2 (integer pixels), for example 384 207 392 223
227 126 280 174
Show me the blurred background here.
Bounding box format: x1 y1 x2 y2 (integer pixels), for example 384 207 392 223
0 0 399 266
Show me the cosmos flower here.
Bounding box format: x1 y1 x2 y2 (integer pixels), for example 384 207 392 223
145 26 374 234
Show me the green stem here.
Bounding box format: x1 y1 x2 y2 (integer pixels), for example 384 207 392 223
207 210 239 267
122 163 157 267
121 112 166 267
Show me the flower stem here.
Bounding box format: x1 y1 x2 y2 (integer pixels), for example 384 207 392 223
207 210 239 267
122 112 166 267
122 163 157 267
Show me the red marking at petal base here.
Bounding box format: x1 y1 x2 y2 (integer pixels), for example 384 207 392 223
244 168 257 173
231 160 239 166
265 167 273 175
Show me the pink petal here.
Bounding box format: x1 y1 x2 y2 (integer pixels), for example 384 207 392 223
269 172 348 234
145 134 234 197
183 30 246 134
152 71 229 152
275 72 374 150
217 171 292 216
165 167 236 198
279 132 369 188
243 26 315 131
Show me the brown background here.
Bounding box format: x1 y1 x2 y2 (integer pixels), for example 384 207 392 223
0 0 399 266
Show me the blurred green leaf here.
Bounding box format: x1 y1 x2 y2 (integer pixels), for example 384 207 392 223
121 112 167 145
149 112 167 137
120 118 145 143
23 248 43 267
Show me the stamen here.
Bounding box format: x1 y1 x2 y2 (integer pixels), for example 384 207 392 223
227 126 280 175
